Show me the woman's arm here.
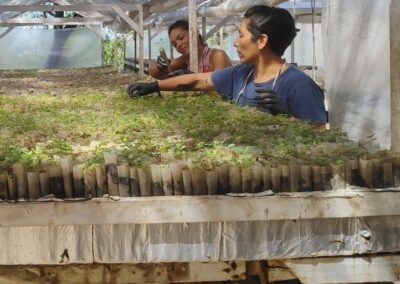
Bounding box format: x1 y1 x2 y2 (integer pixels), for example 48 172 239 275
148 55 188 79
158 72 215 91
127 72 216 97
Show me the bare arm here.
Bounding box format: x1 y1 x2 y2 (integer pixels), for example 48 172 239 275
148 56 188 79
158 72 215 92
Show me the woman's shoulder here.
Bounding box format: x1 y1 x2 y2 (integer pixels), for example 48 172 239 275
214 63 253 76
209 47 228 57
283 65 315 82
208 48 232 70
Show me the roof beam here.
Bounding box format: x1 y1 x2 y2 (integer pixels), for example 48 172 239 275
0 4 141 12
112 5 141 35
205 15 234 40
0 16 114 26
0 27 13 40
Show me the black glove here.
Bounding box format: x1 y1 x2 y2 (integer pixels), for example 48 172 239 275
127 81 160 98
156 55 169 72
254 89 288 115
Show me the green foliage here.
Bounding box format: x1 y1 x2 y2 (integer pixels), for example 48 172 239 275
0 68 384 171
103 37 124 68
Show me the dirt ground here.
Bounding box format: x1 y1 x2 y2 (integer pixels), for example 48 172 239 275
0 67 137 96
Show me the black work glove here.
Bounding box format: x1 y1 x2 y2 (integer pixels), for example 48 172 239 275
156 55 169 72
254 89 289 116
127 81 160 98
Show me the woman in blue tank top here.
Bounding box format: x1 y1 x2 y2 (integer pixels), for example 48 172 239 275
128 6 327 125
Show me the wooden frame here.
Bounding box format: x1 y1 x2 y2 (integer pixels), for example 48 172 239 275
0 191 399 227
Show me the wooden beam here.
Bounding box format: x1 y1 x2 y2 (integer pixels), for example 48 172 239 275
0 191 400 227
206 15 234 40
285 255 400 283
201 16 206 40
0 26 13 40
0 261 246 283
0 16 114 26
0 4 141 12
112 5 141 35
391 0 400 151
188 0 198 73
150 29 162 41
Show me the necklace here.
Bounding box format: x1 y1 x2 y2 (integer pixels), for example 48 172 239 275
235 61 287 104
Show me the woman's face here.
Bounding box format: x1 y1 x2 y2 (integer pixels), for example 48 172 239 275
169 27 190 55
234 19 259 63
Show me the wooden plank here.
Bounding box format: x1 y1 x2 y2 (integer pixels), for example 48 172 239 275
391 0 400 151
0 261 245 283
285 255 400 283
188 0 198 73
0 27 13 40
112 5 141 36
138 4 144 77
205 15 234 40
0 191 400 226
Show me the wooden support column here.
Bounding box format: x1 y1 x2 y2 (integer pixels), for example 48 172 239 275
138 4 144 77
390 0 400 151
188 0 198 73
113 21 118 70
112 4 143 76
201 16 206 42
100 22 104 66
147 25 152 60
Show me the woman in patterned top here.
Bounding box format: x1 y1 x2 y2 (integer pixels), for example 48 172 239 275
148 20 231 79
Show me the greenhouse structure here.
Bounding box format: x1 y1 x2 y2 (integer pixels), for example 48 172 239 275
0 0 400 283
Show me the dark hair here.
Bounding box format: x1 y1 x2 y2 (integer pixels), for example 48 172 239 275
244 5 298 56
168 20 203 42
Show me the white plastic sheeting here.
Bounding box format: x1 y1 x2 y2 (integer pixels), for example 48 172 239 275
322 0 391 148
0 26 102 69
0 216 399 265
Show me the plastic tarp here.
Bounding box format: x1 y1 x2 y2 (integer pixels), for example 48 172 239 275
1 216 399 265
0 26 102 69
322 0 391 149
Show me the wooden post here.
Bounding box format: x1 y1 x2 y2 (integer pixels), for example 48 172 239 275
201 16 206 42
100 22 104 67
391 0 400 151
113 21 118 71
188 0 198 73
138 4 144 77
147 25 152 60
